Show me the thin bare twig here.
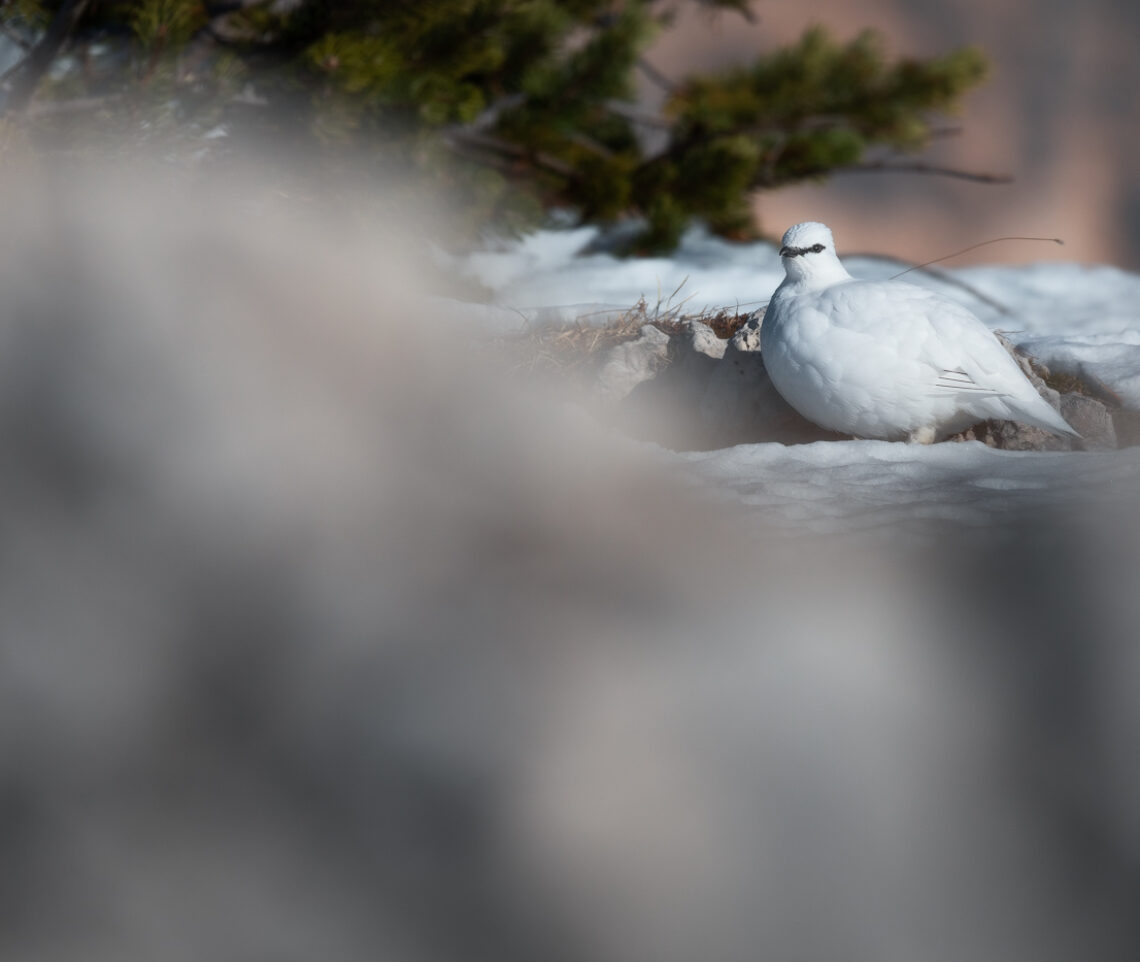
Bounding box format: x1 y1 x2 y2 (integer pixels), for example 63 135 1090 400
853 254 1013 315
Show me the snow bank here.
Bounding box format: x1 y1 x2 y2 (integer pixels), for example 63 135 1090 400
671 439 1140 534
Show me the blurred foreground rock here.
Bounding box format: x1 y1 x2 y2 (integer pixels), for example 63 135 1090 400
7 159 1140 962
596 315 1121 451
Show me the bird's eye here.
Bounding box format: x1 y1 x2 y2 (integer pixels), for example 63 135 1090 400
810 243 825 253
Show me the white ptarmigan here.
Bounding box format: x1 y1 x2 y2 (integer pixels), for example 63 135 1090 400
761 222 1080 443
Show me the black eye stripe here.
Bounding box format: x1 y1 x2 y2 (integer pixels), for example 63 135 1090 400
780 242 828 257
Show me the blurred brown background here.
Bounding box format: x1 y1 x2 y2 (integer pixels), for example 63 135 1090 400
649 0 1138 268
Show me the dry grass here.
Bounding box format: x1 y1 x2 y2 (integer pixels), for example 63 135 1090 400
495 297 755 382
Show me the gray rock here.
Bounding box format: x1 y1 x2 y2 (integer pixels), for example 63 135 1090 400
668 320 722 385
687 320 727 361
699 334 836 446
595 324 671 401
1061 393 1117 450
614 322 727 449
1112 409 1140 448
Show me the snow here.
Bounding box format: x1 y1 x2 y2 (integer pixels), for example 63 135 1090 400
672 440 1140 534
454 224 784 316
449 224 1140 534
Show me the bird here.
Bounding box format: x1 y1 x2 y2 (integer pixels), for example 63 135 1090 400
760 221 1080 444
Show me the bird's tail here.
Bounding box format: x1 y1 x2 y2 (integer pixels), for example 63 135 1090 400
1006 395 1081 439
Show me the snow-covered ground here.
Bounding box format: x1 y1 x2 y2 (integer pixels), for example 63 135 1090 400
448 225 1140 534
672 438 1140 535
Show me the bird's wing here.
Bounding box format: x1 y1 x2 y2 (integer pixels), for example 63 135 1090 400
820 280 1027 399
929 368 1011 399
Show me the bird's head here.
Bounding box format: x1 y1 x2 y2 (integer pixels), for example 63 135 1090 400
778 222 850 286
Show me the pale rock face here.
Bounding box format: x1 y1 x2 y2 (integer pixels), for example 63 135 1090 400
762 222 1081 442
596 324 672 400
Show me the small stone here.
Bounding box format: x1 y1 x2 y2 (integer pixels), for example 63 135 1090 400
595 324 671 401
686 320 727 360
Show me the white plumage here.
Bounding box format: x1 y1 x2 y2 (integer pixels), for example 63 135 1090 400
761 222 1080 443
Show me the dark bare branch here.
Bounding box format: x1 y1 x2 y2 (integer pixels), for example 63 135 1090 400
836 160 1012 184
637 58 676 93
444 129 578 180
0 18 34 50
3 0 93 115
0 56 24 85
604 100 670 128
